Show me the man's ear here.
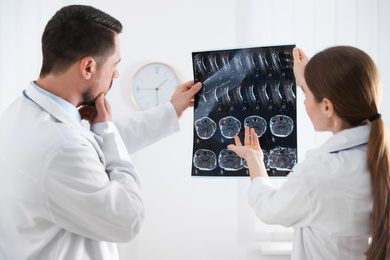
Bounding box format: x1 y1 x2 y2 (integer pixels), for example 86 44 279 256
80 57 96 80
322 98 334 118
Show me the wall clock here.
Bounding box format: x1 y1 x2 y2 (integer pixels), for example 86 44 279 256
131 62 181 110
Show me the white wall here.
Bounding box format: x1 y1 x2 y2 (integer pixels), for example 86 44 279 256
1 0 389 260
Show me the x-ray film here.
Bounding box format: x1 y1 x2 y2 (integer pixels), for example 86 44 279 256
191 45 297 177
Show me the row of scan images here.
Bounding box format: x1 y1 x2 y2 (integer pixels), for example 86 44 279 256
195 114 294 140
196 78 296 113
193 47 294 81
193 146 297 172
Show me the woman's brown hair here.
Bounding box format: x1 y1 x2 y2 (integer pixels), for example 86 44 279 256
305 46 390 260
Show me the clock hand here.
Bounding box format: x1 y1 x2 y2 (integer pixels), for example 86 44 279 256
156 79 168 90
154 79 169 105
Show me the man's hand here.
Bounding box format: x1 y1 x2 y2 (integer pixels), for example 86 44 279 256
79 93 112 126
293 47 310 88
170 80 202 119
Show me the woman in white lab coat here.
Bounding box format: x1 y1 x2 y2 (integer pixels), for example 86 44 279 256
228 46 390 260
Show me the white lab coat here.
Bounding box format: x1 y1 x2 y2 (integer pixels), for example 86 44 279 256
248 125 373 260
0 83 179 260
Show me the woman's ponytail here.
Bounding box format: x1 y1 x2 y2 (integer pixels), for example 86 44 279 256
366 117 390 260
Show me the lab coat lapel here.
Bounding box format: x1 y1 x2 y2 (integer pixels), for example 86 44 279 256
24 84 106 167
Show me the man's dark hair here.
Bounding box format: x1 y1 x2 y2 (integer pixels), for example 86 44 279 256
39 5 122 77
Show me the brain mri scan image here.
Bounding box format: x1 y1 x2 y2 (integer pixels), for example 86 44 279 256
192 45 297 177
218 148 245 171
195 117 217 140
270 115 294 137
193 149 217 171
219 116 241 139
244 115 267 137
269 146 297 172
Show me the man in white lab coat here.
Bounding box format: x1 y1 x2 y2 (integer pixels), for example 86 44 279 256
0 5 201 260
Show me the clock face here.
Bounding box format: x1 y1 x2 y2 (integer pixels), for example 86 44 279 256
131 63 181 110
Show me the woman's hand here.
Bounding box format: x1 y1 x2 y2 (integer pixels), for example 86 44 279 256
228 127 263 160
293 47 310 88
228 127 268 180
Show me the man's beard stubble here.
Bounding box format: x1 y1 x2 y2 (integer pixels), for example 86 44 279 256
80 80 113 107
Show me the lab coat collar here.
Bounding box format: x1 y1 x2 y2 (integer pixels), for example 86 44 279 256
23 83 100 148
31 81 82 122
308 125 370 157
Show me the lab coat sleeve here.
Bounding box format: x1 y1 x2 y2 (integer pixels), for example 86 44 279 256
91 121 141 186
114 102 180 154
247 164 313 227
43 122 144 243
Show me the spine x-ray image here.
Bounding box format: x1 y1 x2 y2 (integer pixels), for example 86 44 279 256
191 45 297 177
